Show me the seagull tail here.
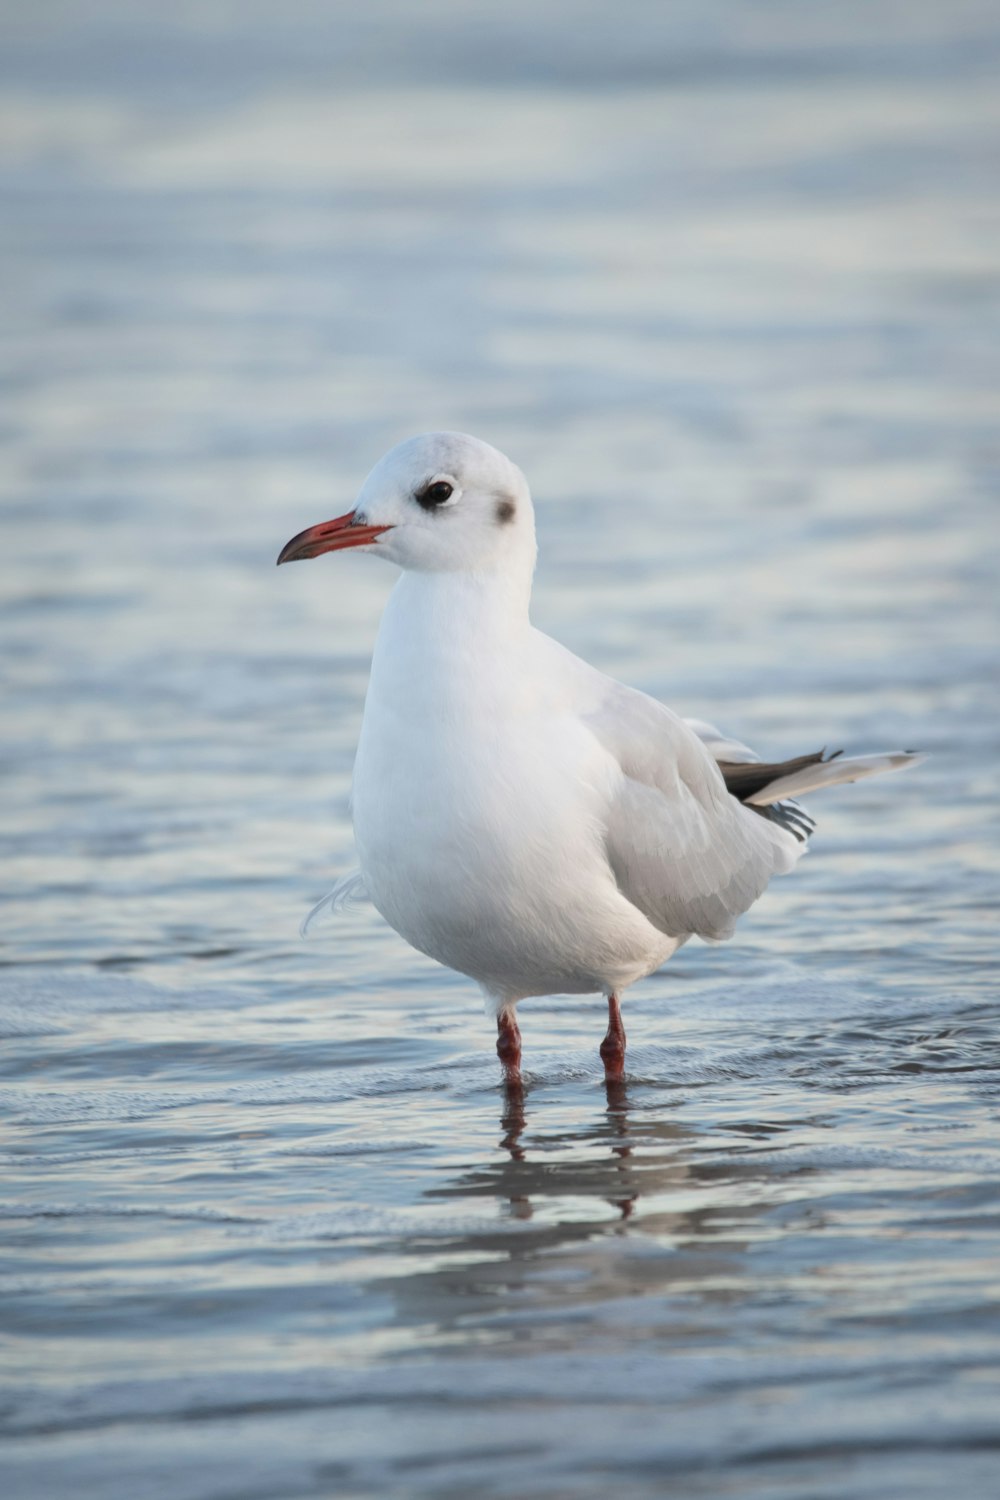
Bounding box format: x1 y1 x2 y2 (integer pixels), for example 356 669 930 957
745 750 923 808
301 869 369 937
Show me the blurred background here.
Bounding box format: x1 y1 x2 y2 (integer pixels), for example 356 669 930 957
2 4 999 1498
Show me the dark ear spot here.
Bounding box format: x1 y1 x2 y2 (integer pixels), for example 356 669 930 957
495 498 516 525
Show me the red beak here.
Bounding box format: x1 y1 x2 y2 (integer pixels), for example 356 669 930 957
276 510 392 565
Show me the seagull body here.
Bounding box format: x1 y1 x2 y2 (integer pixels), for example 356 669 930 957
355 571 686 1003
278 433 917 1084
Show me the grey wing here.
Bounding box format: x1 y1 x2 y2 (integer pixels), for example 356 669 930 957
586 690 802 943
683 717 759 764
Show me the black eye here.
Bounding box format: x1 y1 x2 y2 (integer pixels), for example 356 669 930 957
416 480 454 510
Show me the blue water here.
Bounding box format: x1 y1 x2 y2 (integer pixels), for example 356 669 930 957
2 3 999 1496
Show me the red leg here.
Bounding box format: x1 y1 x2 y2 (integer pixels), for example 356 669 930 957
600 992 626 1081
496 1008 522 1087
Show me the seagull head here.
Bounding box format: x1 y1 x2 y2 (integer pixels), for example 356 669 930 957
277 432 535 575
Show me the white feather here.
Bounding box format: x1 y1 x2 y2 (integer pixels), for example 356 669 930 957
301 869 369 937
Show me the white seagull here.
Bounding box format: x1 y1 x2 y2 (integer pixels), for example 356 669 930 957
278 432 918 1087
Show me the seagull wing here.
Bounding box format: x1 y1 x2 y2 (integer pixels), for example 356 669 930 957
584 686 801 943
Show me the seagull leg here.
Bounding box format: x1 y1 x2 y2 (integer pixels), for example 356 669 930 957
600 993 627 1081
496 1007 523 1087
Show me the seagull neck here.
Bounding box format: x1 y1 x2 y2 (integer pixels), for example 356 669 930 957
390 565 533 641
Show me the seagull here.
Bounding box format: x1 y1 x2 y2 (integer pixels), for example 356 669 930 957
278 432 918 1087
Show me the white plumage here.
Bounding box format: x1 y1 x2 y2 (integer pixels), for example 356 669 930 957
279 432 919 1084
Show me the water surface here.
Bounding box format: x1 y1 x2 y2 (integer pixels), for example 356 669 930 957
2 3 999 1496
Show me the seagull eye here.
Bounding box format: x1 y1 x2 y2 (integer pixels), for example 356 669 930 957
416 480 454 510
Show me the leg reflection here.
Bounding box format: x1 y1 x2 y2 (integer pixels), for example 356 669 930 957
499 1079 531 1216
604 1074 637 1220
500 1079 527 1161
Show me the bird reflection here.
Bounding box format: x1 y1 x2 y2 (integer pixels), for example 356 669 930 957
376 1077 778 1352
492 1075 649 1223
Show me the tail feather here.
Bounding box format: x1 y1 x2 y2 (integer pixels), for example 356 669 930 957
745 750 921 808
719 750 837 802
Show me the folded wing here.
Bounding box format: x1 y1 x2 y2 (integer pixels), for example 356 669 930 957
585 689 802 943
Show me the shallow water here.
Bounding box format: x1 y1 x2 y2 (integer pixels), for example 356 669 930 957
2 3 1000 1496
